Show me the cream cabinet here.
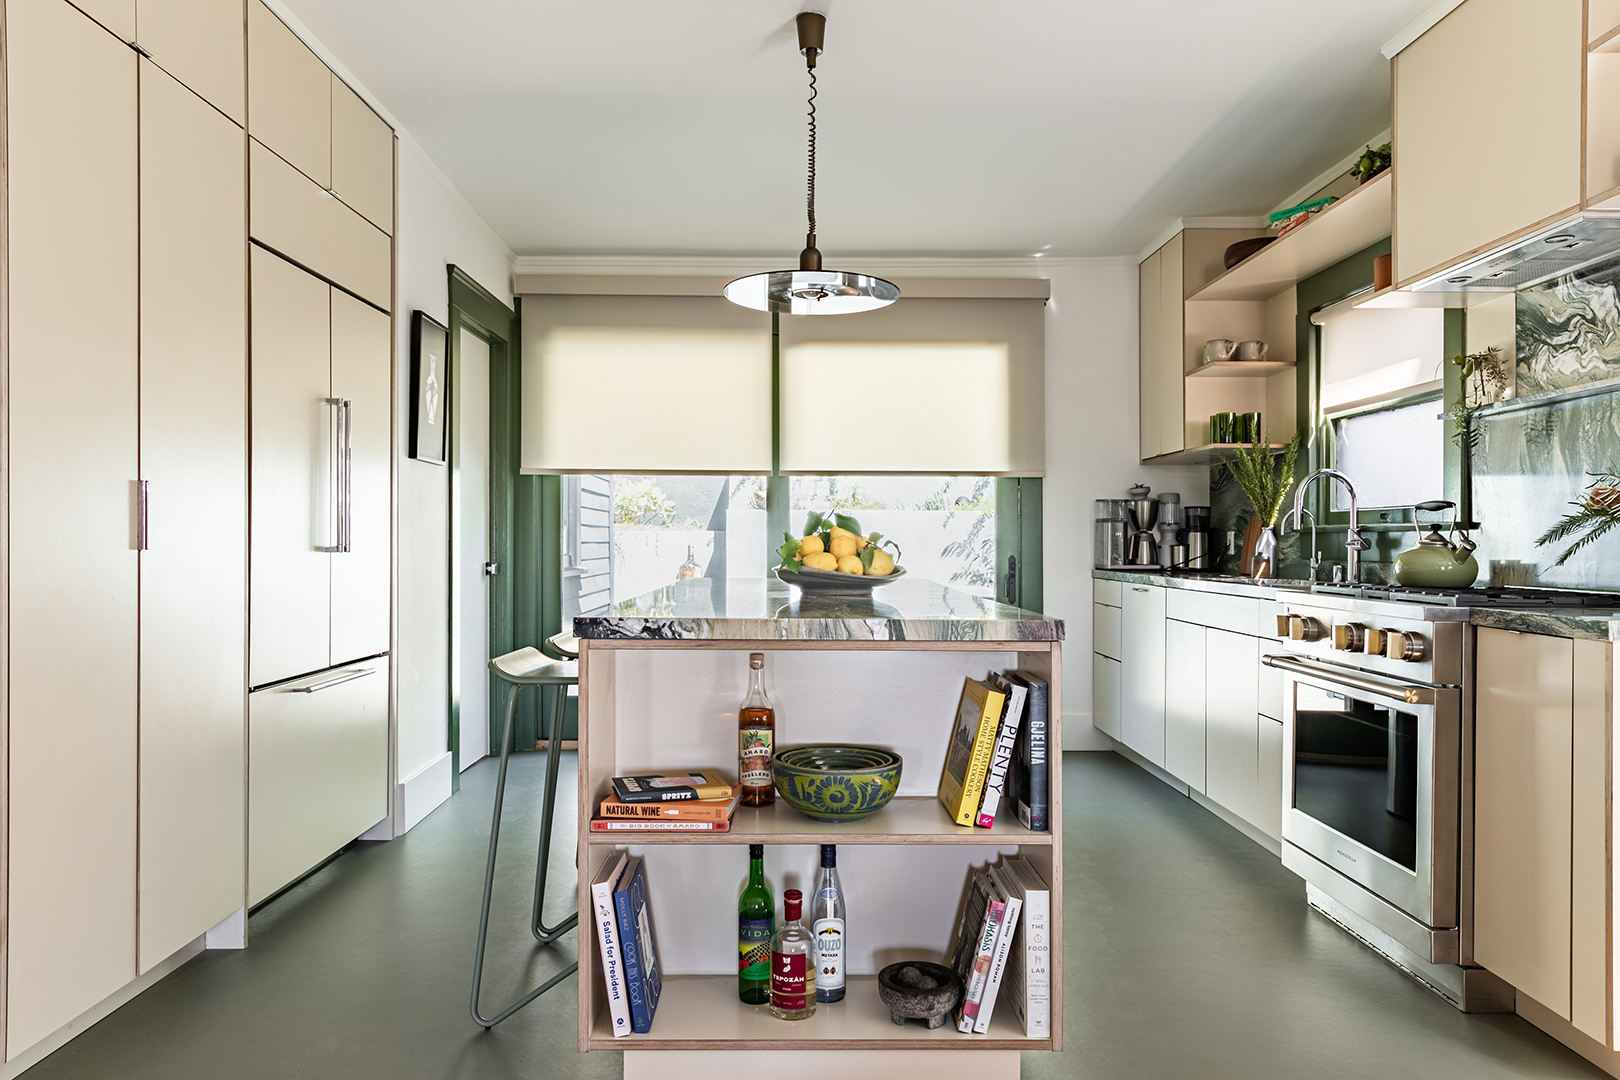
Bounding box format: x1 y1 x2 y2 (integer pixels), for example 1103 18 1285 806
1138 239 1182 460
69 0 134 38
1474 627 1610 1040
1164 619 1207 791
1094 652 1122 741
5 0 140 1054
247 0 329 186
136 57 248 974
136 0 247 125
1391 0 1584 284
250 139 392 309
332 79 395 233
1093 590 1123 740
1120 584 1167 765
329 291 393 664
1205 628 1262 824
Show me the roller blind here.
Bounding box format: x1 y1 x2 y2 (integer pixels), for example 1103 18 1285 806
520 295 772 474
1319 306 1445 413
777 297 1045 475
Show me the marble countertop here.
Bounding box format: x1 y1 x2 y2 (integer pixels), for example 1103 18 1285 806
1467 607 1620 642
573 576 1063 643
1093 568 1313 600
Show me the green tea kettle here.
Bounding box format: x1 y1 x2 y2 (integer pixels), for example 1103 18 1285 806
1394 500 1480 587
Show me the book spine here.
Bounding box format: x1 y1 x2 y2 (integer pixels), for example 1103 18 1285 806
974 895 1022 1033
591 819 729 831
1018 683 1049 831
1023 887 1050 1037
592 877 633 1037
600 801 732 821
957 898 1005 1033
613 786 699 803
616 887 649 1033
976 687 1025 828
958 693 1005 827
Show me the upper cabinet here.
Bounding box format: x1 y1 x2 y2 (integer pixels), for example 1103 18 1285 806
1390 0 1585 286
248 0 330 187
331 79 394 233
137 0 247 125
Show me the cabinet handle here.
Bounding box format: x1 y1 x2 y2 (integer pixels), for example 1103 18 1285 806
291 667 375 694
135 480 150 550
318 398 353 553
1132 586 1149 593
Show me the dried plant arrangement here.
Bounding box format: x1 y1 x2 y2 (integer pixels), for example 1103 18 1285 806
1536 470 1620 567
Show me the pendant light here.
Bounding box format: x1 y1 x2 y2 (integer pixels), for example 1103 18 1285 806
724 12 899 316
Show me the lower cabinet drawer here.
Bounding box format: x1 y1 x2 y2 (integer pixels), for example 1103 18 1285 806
249 658 388 905
1094 602 1122 660
1166 589 1261 637
1094 577 1124 606
1093 652 1122 740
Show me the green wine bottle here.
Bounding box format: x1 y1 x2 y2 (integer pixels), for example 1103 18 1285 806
738 844 773 1004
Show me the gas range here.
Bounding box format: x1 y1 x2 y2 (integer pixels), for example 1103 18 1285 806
1310 583 1620 609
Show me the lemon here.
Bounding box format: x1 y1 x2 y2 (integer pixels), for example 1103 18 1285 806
830 526 868 551
801 551 838 572
836 554 864 575
829 534 858 558
798 534 825 556
867 549 894 576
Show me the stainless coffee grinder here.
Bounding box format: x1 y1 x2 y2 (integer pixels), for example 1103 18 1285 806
1183 506 1211 571
1094 500 1131 569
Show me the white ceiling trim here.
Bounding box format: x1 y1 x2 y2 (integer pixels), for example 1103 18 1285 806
1135 217 1267 265
1382 0 1466 57
511 254 1132 282
257 0 516 265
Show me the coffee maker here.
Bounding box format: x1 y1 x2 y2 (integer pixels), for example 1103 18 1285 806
1094 500 1131 569
1155 493 1184 568
1183 506 1211 571
1126 486 1160 567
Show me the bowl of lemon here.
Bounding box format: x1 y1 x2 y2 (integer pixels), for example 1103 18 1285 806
774 512 906 594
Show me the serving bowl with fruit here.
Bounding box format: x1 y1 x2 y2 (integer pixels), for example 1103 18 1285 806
773 511 906 594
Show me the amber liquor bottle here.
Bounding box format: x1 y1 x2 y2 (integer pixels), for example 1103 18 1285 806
770 889 816 1020
738 652 775 806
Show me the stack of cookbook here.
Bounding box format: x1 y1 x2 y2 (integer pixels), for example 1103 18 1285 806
590 770 739 833
947 855 1051 1037
936 672 1050 832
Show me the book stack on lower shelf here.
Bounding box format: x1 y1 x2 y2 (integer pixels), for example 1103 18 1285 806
949 857 1051 1037
590 851 666 1037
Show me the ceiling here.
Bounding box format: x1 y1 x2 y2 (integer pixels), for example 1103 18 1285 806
281 0 1431 259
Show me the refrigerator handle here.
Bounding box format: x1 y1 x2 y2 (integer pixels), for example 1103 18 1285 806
318 397 343 552
341 399 353 553
135 479 150 551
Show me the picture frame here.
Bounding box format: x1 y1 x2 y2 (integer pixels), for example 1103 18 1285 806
410 311 448 465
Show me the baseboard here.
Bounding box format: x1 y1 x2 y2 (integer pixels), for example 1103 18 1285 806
1111 742 1190 796
394 750 453 835
1516 990 1620 1078
204 906 246 950
1111 745 1282 856
1 935 205 1077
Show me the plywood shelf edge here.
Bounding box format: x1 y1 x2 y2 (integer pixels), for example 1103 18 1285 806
1184 360 1296 379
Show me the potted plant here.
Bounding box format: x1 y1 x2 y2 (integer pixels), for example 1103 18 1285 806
1351 143 1391 184
1219 429 1304 579
1447 345 1506 522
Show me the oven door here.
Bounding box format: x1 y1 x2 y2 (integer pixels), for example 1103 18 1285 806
1268 654 1459 930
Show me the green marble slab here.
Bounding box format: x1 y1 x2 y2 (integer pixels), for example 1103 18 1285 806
1468 608 1620 642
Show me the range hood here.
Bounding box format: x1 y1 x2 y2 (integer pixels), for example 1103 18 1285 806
1410 211 1620 294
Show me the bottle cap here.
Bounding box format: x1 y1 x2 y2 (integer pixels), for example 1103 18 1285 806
820 844 836 867
784 889 802 919
749 844 764 859
750 652 764 669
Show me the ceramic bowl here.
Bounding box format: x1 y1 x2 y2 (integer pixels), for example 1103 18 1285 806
774 564 906 595
771 745 903 823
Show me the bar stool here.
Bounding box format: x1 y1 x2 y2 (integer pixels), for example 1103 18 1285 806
470 634 580 1028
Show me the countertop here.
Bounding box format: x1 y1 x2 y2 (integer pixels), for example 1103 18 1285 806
1094 568 1620 641
573 576 1064 643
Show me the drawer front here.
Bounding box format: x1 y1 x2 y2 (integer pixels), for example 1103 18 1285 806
1093 602 1122 660
1166 589 1261 637
1093 577 1123 607
250 139 391 309
1258 656 1283 721
1257 599 1285 640
1092 653 1122 740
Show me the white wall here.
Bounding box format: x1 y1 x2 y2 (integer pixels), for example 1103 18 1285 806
1040 261 1207 749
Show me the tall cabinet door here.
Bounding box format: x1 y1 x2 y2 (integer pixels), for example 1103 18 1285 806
330 290 392 664
137 59 247 972
5 0 139 1055
135 0 247 125
1120 584 1166 765
1163 620 1207 791
250 248 332 685
1205 629 1260 823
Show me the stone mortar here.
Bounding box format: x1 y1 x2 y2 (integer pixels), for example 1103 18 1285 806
876 961 963 1030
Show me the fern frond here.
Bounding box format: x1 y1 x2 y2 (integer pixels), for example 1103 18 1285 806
1548 515 1620 567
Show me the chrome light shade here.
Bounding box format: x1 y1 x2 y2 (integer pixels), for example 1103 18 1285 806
723 268 900 316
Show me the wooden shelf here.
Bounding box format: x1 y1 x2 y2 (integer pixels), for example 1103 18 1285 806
588 975 1050 1050
1144 442 1286 465
1185 360 1295 379
1189 171 1392 302
587 796 1053 846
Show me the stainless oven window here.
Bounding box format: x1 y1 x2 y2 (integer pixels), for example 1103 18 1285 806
1292 683 1419 871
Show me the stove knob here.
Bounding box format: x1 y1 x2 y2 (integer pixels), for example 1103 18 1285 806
1363 628 1387 656
1333 623 1366 651
1386 630 1427 662
1291 616 1327 642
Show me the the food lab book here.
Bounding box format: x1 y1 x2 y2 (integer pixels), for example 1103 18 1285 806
1009 672 1049 831
614 856 663 1034
952 870 1006 1033
598 790 740 821
612 770 732 803
590 818 730 832
1001 856 1051 1038
938 679 1007 827
975 674 1028 828
973 864 1024 1033
589 851 632 1038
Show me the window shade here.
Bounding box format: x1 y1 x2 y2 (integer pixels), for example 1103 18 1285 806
1319 307 1444 413
520 295 772 474
777 297 1045 475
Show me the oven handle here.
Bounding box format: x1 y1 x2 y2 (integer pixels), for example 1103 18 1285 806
1261 653 1436 705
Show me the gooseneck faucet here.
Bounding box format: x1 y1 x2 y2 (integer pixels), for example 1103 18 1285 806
1285 469 1370 584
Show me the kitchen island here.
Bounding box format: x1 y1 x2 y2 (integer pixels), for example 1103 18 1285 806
573 577 1063 1080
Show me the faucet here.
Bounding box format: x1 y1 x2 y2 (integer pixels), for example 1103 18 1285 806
1285 469 1370 584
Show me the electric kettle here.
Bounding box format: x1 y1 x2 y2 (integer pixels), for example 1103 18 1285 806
1393 500 1480 587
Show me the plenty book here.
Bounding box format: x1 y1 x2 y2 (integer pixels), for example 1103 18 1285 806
612 770 732 803
938 679 1007 827
589 851 633 1038
975 674 1028 828
613 856 663 1034
598 791 740 821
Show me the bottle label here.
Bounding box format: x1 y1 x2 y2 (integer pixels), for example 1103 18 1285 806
739 916 773 979
812 918 845 991
771 950 809 1010
739 727 773 787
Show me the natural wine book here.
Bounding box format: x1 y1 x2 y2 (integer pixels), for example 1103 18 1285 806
611 770 732 803
598 791 740 821
938 679 1007 827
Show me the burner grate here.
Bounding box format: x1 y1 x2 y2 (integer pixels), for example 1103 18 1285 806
1311 583 1620 608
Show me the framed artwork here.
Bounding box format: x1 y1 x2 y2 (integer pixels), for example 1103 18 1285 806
411 311 448 465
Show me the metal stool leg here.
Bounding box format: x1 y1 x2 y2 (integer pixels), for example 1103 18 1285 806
530 682 578 943
470 683 578 1029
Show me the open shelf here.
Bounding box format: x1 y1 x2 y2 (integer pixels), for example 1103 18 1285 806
1186 360 1295 379
588 975 1049 1050
587 796 1053 846
1144 442 1286 465
1189 172 1392 302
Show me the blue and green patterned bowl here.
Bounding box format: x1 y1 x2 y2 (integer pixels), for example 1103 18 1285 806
772 745 903 823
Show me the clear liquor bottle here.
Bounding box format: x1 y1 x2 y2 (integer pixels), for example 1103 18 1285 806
769 889 816 1020
738 653 775 807
812 844 846 1003
738 844 773 1004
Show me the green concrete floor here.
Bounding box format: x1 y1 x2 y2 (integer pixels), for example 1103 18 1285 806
20 752 1607 1079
